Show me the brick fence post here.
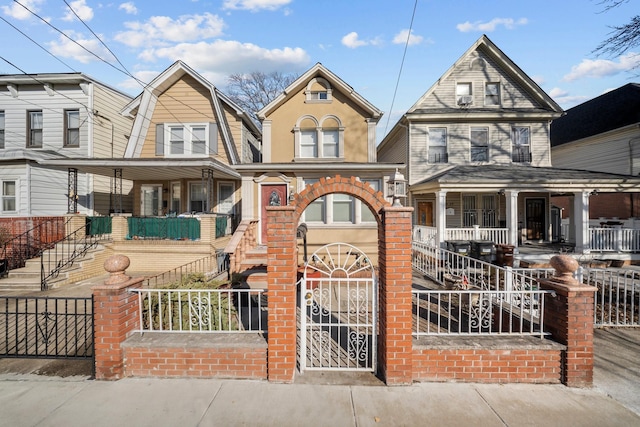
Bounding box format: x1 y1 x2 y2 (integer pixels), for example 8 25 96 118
92 254 144 380
378 206 414 385
538 255 597 387
266 205 297 383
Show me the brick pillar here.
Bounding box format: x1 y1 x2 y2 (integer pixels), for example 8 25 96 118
64 214 86 238
539 255 597 387
92 254 144 380
378 206 414 385
110 216 128 242
266 205 297 383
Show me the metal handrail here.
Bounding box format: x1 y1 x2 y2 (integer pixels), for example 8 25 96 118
0 218 67 276
40 218 109 290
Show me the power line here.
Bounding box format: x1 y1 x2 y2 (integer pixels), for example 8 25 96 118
384 0 418 136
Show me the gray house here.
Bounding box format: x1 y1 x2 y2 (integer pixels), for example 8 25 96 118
378 35 640 254
0 73 133 216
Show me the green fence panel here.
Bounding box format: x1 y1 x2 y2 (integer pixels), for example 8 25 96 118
215 216 228 238
86 217 112 236
127 217 200 240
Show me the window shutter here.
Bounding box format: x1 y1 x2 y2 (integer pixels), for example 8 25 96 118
155 124 164 155
209 122 218 155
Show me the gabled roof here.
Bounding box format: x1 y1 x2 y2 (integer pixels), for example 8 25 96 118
256 62 383 120
407 35 562 114
122 61 260 163
551 83 640 147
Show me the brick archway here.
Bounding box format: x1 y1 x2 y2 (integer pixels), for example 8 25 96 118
265 175 414 385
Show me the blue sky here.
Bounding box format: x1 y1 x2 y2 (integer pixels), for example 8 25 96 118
1 0 639 139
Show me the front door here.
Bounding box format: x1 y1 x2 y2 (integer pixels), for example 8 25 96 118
417 201 434 226
141 185 162 216
525 198 545 241
261 184 287 244
299 243 377 372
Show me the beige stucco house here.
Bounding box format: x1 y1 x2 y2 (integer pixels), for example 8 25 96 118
236 63 403 260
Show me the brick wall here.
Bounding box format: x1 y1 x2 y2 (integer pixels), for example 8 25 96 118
413 337 564 383
122 334 267 379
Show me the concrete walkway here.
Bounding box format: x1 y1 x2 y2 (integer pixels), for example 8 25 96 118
1 374 639 427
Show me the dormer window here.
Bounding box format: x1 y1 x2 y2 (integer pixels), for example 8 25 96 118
456 83 473 106
305 77 332 103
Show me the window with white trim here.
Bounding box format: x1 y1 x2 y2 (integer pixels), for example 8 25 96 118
456 83 472 106
295 116 343 160
1 180 16 213
27 111 43 148
64 109 80 147
305 77 332 103
218 182 235 215
159 123 216 157
470 127 489 162
512 127 531 163
189 182 205 212
304 179 325 222
428 127 447 163
360 179 380 223
333 193 354 222
300 129 318 158
170 182 181 214
485 82 500 106
302 178 379 225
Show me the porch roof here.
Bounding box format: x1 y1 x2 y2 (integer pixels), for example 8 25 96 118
410 164 640 193
38 157 241 181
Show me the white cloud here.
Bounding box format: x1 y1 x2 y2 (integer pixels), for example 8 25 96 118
457 17 528 33
48 31 114 64
118 2 138 15
114 13 225 48
222 0 292 12
341 32 381 49
1 0 45 20
137 40 309 85
548 87 568 98
118 70 162 91
392 29 425 46
62 0 93 22
531 75 546 86
563 52 640 81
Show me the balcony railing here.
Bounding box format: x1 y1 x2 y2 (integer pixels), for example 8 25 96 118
413 225 509 246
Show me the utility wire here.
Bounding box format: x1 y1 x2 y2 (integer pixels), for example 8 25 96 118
384 0 418 136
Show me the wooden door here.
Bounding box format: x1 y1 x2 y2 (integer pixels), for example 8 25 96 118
417 202 434 226
525 198 545 241
261 184 287 244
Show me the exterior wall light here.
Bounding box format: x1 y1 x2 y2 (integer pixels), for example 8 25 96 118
387 169 407 207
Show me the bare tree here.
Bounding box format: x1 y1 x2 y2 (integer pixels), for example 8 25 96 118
593 0 640 58
226 71 298 126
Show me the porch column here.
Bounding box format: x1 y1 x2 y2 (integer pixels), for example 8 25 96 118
435 190 447 248
573 191 591 254
241 176 255 220
505 190 519 246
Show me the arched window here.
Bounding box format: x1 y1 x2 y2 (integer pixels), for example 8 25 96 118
304 77 332 103
294 115 344 160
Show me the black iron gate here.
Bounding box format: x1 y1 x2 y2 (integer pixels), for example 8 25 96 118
0 296 93 360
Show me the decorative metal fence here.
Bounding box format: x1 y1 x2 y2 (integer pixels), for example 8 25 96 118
130 288 267 333
412 289 551 337
0 296 93 360
584 268 640 327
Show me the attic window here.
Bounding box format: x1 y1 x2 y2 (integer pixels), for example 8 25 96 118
305 77 332 103
456 83 473 106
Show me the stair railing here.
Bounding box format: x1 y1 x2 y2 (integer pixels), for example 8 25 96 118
0 218 67 277
40 217 109 290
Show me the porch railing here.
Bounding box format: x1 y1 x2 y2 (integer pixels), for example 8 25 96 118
130 288 267 333
590 227 640 252
127 217 200 240
412 225 509 246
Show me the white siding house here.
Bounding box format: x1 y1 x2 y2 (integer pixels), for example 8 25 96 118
0 73 133 216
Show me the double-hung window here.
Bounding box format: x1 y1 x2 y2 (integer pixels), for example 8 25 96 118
456 83 472 106
333 193 354 223
485 82 500 106
300 129 318 158
158 123 216 157
428 127 447 163
512 127 531 162
27 111 43 148
470 127 489 162
304 179 325 222
322 129 339 158
64 109 80 147
2 180 16 213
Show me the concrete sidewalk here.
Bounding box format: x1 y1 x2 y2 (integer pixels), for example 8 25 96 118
1 375 639 427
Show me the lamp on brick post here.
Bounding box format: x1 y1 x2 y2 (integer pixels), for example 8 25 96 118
387 169 407 207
